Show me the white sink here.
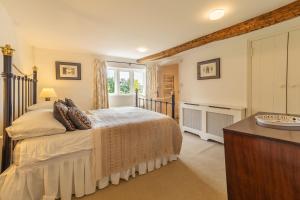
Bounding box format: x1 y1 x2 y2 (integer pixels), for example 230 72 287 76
255 114 300 130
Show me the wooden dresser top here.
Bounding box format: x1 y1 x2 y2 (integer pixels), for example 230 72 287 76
224 113 300 145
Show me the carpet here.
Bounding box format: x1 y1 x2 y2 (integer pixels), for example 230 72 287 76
76 132 227 200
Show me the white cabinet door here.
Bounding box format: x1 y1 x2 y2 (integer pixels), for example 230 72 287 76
251 33 288 114
287 30 300 115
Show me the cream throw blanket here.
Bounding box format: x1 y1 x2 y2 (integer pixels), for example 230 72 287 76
89 107 182 180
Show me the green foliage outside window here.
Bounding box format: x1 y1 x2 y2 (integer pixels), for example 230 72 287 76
134 79 144 94
134 80 139 92
107 69 145 95
107 77 115 93
120 79 130 94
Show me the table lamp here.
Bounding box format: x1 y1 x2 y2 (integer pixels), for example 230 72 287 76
40 88 57 101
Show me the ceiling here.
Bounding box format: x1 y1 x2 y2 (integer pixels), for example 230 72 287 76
0 0 295 59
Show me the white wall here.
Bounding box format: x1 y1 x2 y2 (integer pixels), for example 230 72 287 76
0 3 33 135
33 48 94 110
179 37 247 107
179 17 300 111
33 48 137 110
109 95 136 107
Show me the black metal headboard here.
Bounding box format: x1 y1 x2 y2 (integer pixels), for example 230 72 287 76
1 44 38 172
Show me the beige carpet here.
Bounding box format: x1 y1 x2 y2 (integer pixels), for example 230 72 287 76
76 133 227 200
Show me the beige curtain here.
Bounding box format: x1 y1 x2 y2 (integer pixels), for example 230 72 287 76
94 59 109 109
146 63 158 99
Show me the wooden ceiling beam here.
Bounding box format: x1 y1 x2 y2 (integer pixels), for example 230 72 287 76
137 1 300 63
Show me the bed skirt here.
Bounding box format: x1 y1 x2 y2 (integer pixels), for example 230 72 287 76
0 150 177 200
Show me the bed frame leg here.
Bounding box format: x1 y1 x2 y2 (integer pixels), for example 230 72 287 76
171 93 175 119
135 88 138 107
32 66 38 104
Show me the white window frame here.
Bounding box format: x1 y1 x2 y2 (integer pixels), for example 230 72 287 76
107 68 117 95
118 69 132 96
133 69 146 96
107 67 146 96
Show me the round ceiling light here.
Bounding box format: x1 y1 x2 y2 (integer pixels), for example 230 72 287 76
209 9 225 20
137 47 148 53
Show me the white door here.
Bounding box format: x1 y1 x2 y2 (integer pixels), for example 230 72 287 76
287 30 300 115
251 33 288 114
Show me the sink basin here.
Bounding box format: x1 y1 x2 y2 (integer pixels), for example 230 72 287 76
255 114 300 131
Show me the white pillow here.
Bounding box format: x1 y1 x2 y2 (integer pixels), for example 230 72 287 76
6 109 66 140
27 101 54 111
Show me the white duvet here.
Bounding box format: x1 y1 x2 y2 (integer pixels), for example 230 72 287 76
12 107 148 166
13 129 93 166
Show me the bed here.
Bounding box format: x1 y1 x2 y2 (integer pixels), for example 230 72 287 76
0 45 182 200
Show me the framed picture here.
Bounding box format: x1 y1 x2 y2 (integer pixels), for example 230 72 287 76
197 58 220 80
55 61 81 80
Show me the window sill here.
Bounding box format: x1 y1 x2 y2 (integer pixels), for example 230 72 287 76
109 94 135 97
109 93 145 97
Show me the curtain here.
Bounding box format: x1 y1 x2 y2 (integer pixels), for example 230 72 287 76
94 59 109 109
146 63 158 99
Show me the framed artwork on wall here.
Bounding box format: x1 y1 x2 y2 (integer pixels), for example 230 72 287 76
197 58 220 80
55 61 81 80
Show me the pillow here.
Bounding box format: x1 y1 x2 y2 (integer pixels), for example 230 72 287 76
27 101 54 111
68 107 92 130
53 101 76 131
57 99 67 105
6 109 66 140
65 98 77 107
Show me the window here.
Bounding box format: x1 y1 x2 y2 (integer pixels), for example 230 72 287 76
107 69 116 94
119 71 130 94
134 71 145 94
107 67 145 96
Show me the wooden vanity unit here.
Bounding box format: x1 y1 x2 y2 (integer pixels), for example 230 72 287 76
223 113 300 200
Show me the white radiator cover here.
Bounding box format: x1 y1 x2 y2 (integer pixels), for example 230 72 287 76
183 108 202 131
180 102 246 143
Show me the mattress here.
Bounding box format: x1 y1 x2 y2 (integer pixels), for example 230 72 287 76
13 129 93 166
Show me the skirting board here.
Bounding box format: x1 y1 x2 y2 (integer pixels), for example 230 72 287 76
183 130 225 143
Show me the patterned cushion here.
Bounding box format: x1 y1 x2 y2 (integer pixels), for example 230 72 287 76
53 101 76 131
67 107 92 130
57 99 67 106
65 98 77 107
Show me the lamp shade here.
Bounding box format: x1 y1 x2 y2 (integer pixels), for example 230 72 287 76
40 88 57 99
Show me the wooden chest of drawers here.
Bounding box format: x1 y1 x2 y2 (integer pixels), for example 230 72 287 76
223 114 300 200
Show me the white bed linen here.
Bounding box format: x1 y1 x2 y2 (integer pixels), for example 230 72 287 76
0 151 177 200
13 129 93 166
0 107 181 200
7 109 66 140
